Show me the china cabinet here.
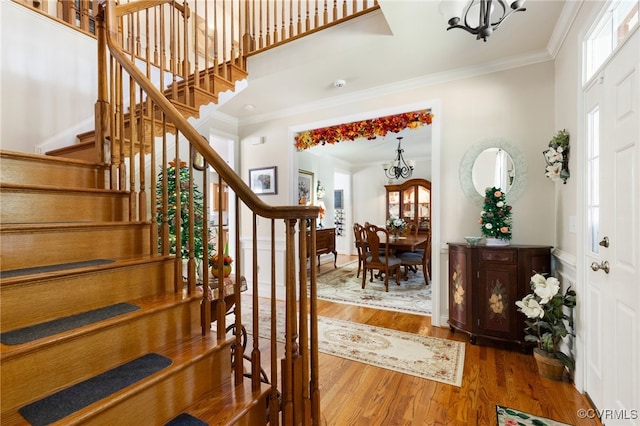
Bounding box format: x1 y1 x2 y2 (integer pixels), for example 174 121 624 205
447 243 552 347
385 178 431 233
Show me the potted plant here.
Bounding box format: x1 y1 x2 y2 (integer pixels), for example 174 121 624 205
479 187 512 246
515 273 577 380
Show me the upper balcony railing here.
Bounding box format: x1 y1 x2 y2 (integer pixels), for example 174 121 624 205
17 0 379 69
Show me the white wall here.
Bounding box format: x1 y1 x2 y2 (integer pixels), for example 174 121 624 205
0 2 98 152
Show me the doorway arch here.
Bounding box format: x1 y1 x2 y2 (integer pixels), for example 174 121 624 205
289 99 443 325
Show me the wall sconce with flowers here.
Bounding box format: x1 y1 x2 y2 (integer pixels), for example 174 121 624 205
543 129 570 184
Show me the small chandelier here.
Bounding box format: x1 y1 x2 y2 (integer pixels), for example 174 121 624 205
383 137 414 180
443 0 526 42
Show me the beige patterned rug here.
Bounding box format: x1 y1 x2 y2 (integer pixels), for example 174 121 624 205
314 261 432 316
238 302 465 387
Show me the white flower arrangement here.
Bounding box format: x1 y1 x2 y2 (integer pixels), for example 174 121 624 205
386 215 406 234
544 129 570 184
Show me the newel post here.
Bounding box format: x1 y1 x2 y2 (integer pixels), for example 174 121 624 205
94 3 110 170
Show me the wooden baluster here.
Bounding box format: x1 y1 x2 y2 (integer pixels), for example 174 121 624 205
116 64 126 191
135 7 141 57
173 136 182 291
280 0 286 42
251 213 261 391
81 0 89 32
296 0 302 35
230 0 236 67
323 0 328 26
215 174 226 339
159 121 169 257
232 192 243 378
203 0 212 91
187 144 196 294
298 218 311 422
138 93 147 222
128 77 136 220
201 157 211 336
264 0 271 48
213 0 220 79
268 219 280 424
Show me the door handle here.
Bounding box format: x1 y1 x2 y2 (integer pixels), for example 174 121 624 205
599 236 610 248
591 260 610 274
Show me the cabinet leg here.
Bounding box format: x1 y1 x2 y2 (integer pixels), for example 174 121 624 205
332 251 337 268
469 335 477 345
449 325 455 333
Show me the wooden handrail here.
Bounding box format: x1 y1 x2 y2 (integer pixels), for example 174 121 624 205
113 0 171 17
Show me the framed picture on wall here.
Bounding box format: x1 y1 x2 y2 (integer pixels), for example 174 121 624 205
334 189 344 209
249 166 277 195
298 170 314 205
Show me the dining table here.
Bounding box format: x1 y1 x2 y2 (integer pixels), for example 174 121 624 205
379 234 428 252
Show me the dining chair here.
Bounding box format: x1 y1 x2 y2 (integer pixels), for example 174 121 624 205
362 223 401 292
399 232 431 285
352 223 369 279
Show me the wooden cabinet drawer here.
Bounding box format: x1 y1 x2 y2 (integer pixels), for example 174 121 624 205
480 248 516 263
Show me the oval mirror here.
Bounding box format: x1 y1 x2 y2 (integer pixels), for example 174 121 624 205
460 139 527 207
471 148 515 195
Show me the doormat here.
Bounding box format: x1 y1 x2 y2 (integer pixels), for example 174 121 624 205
1 302 140 345
496 405 571 426
19 353 172 426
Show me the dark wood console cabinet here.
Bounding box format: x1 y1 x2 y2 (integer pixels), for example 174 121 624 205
447 243 552 347
307 228 337 269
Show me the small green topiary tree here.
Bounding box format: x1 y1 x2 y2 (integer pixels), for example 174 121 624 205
479 186 513 241
156 160 212 260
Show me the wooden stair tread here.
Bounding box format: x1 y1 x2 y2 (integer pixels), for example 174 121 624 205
0 149 104 167
0 182 129 194
1 292 204 359
0 221 148 231
181 377 271 425
0 254 171 287
45 141 99 157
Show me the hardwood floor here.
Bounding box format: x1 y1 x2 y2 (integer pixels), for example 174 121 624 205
310 255 600 426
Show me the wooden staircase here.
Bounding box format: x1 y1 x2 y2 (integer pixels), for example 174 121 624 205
0 151 270 425
45 62 247 163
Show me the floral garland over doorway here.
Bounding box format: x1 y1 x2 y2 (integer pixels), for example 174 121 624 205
294 109 434 150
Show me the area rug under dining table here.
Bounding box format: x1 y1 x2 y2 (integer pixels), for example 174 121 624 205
314 261 432 316
236 301 464 387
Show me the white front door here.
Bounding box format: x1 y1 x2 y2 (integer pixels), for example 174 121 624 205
584 30 639 424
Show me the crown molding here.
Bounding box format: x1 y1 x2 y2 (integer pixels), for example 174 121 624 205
238 49 554 126
546 0 584 59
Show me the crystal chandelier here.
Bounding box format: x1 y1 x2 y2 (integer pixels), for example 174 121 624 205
443 0 527 42
383 137 414 180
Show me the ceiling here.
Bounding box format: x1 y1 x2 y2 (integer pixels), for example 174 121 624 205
215 0 570 165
